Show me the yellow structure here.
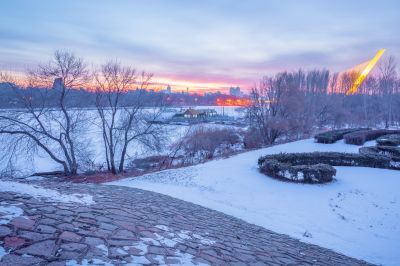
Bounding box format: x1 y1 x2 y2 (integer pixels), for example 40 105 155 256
346 49 385 95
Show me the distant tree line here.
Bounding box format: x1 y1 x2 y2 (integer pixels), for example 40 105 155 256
247 56 400 145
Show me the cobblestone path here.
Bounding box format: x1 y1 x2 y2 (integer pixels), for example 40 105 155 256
0 180 372 265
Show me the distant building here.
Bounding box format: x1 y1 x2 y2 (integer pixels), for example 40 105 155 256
174 108 218 119
205 91 222 96
183 108 199 118
160 85 172 94
229 86 243 97
196 108 217 117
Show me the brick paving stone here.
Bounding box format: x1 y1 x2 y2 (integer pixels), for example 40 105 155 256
4 236 26 249
99 222 118 231
60 242 87 252
36 224 57 234
19 231 53 242
0 179 374 265
84 236 104 246
56 223 76 231
17 240 56 258
10 217 35 230
0 226 11 237
59 231 82 242
0 254 44 266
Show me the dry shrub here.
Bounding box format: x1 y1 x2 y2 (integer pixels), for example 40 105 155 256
181 126 242 161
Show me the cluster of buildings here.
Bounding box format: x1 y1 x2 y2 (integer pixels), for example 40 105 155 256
229 86 244 97
159 85 245 97
173 108 218 119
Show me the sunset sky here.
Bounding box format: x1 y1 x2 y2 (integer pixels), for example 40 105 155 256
1 0 399 93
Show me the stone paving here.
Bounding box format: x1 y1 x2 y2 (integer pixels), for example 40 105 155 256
0 180 373 266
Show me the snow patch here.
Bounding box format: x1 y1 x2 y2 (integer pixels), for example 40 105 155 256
0 181 94 205
25 175 45 181
192 234 216 245
127 255 151 265
0 204 24 224
155 225 169 231
390 161 400 168
116 248 128 255
152 226 215 247
170 250 209 265
154 233 177 247
120 227 215 265
125 241 147 255
152 254 165 264
0 245 8 259
66 259 114 266
96 244 108 256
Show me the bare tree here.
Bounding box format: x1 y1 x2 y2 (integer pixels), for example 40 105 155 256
0 50 90 175
247 72 304 144
94 61 164 174
378 56 397 127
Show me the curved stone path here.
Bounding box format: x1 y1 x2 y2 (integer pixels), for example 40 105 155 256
0 180 372 265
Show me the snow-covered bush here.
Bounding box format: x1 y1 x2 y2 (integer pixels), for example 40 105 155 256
344 129 400 145
314 128 368 144
259 152 392 168
258 151 396 183
259 159 335 183
359 146 400 169
376 134 400 146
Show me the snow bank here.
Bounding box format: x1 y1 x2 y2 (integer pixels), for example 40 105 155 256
108 139 400 266
0 181 94 205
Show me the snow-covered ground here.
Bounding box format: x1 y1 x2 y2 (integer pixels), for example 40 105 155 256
108 139 400 266
0 107 242 176
0 181 94 205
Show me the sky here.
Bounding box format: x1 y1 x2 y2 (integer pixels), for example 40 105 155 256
0 0 399 93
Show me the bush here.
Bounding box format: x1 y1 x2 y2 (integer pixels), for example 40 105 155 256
314 128 368 144
128 155 172 170
344 129 400 145
180 126 242 160
359 146 400 169
260 159 336 183
376 134 400 146
259 152 391 169
243 129 263 149
258 151 395 184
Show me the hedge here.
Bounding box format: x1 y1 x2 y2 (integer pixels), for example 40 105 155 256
258 152 394 184
314 128 369 144
376 134 400 146
359 146 400 169
259 159 336 183
344 129 400 145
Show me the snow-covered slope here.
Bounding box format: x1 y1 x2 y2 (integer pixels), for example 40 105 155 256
108 139 400 266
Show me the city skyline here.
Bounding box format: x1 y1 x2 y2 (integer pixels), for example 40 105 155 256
1 0 399 92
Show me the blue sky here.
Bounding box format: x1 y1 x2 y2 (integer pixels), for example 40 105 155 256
0 0 399 91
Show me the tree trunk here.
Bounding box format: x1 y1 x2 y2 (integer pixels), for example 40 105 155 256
118 146 127 173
